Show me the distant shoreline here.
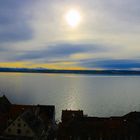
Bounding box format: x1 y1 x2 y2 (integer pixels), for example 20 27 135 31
0 68 140 75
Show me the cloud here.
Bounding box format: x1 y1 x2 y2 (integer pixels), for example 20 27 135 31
72 0 140 36
79 59 140 69
11 43 108 62
104 0 140 22
0 0 33 43
0 25 32 43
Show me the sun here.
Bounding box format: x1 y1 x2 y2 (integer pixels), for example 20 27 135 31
65 9 81 28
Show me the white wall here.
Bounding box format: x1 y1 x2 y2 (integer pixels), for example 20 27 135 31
5 116 35 137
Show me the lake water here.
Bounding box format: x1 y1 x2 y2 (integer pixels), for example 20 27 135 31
0 73 140 120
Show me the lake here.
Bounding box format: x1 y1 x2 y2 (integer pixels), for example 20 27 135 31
0 72 140 120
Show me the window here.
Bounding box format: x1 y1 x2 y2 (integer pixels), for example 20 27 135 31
17 123 21 127
17 129 21 134
8 128 11 132
77 136 80 140
88 136 91 140
26 130 30 134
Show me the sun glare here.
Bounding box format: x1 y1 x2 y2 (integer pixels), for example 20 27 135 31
65 9 81 28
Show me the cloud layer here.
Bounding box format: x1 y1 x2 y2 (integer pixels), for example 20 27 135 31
0 0 140 69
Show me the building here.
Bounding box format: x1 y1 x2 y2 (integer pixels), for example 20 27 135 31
57 110 140 140
5 109 45 139
8 104 55 129
0 95 55 140
0 95 11 134
61 110 83 123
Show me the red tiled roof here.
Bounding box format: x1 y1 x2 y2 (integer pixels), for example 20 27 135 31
8 104 34 119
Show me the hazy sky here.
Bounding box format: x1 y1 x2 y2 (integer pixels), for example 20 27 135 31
0 0 140 69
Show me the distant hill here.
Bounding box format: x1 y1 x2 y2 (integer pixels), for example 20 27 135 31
0 67 140 75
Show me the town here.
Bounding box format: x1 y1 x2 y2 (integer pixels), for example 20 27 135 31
0 95 140 140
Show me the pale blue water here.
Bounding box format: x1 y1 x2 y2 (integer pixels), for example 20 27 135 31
0 73 140 120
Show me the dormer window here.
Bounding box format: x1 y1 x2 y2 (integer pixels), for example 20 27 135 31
8 128 11 132
18 123 21 127
17 129 21 134
26 130 30 134
72 113 75 117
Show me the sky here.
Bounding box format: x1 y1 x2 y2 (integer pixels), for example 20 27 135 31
0 0 140 70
